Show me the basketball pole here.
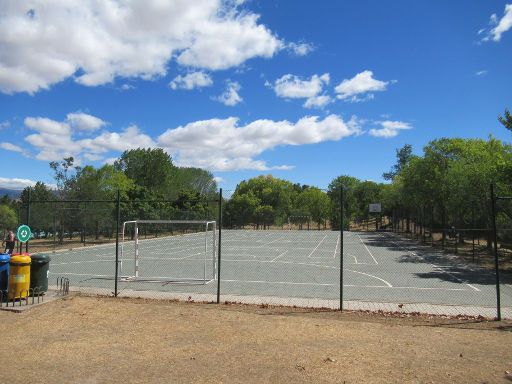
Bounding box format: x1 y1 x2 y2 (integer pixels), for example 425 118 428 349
114 189 120 298
339 187 343 311
490 184 501 321
216 188 223 304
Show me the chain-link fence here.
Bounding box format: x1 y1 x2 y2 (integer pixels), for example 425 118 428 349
16 186 511 319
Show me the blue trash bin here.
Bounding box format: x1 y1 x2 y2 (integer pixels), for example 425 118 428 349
0 253 10 300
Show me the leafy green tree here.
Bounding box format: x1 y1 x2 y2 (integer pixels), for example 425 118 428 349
295 188 331 229
174 167 217 197
20 182 55 238
499 108 512 131
234 175 297 226
0 194 14 208
50 157 81 199
115 148 176 197
327 175 361 229
389 137 512 245
254 205 274 229
383 144 413 181
224 192 260 228
0 204 17 233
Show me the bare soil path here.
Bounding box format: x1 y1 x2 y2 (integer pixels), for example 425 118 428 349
1 295 511 383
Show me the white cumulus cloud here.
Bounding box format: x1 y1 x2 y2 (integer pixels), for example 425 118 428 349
480 4 512 42
157 114 361 171
0 1 284 94
272 73 331 109
368 120 412 138
170 71 213 90
23 114 154 162
215 81 243 106
66 112 107 131
335 70 393 102
18 111 367 172
303 95 332 109
0 177 37 190
0 142 25 153
287 42 315 56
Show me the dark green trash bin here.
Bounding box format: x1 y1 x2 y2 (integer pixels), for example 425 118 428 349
30 254 51 293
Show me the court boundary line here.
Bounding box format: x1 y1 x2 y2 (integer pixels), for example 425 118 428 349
356 233 378 264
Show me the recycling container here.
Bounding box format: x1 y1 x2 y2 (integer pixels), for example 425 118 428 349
0 253 9 300
30 253 51 293
8 253 31 300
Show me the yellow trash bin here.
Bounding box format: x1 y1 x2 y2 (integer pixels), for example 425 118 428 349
8 254 31 300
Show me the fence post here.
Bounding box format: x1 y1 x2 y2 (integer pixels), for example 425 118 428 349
26 187 31 253
114 190 121 297
216 188 223 304
340 187 344 311
490 184 501 320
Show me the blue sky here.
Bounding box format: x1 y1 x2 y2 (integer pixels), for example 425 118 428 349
0 0 511 191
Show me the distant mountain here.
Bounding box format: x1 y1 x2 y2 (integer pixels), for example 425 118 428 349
0 188 22 199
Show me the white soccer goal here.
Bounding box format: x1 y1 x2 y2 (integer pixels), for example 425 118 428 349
288 215 311 230
120 220 216 284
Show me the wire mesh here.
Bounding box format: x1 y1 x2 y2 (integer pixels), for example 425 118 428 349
15 186 512 318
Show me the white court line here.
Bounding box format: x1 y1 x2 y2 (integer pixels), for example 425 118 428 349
218 279 470 292
135 252 203 260
258 237 285 248
221 279 337 287
48 272 113 277
51 259 114 266
333 233 340 259
307 234 328 258
222 253 257 259
218 257 393 288
271 250 288 262
356 234 378 264
345 252 359 264
346 268 392 287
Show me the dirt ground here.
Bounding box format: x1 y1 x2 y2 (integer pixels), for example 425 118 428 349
1 295 512 383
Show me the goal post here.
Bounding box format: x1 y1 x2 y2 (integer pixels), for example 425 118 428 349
288 215 311 230
121 220 216 284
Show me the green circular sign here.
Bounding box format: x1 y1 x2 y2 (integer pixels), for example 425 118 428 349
17 225 32 243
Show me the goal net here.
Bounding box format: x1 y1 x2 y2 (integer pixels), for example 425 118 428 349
288 215 311 230
120 220 216 284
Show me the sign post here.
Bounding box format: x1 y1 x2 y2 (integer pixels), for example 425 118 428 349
369 203 382 231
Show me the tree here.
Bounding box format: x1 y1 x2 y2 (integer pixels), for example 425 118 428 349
0 204 17 233
50 157 81 199
224 192 260 228
327 175 361 229
353 181 383 226
499 108 512 131
295 188 331 229
71 165 134 240
19 182 55 238
234 175 297 226
115 148 176 197
383 144 413 181
254 205 274 229
174 167 217 197
389 137 512 246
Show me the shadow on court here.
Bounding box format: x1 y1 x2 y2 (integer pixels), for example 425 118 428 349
360 232 506 287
